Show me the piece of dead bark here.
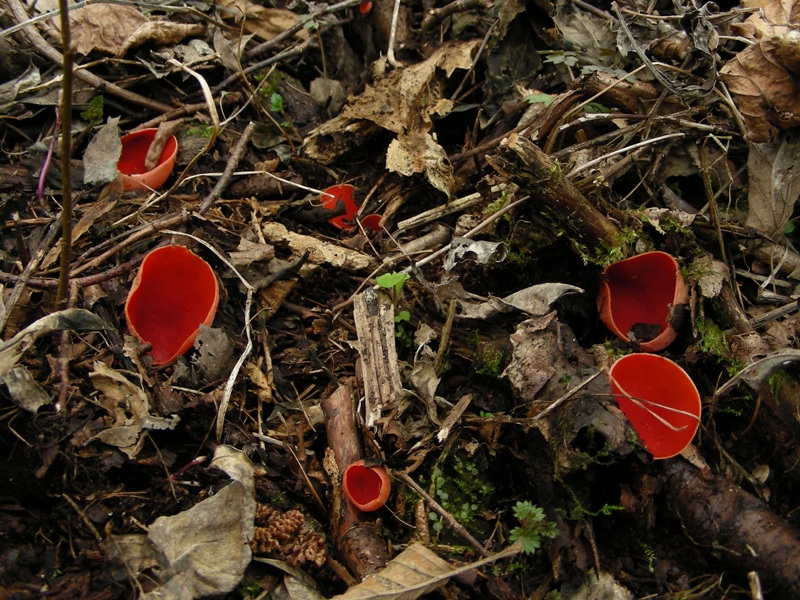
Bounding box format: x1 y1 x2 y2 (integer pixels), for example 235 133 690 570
664 460 800 598
321 385 389 580
353 289 406 428
486 133 621 251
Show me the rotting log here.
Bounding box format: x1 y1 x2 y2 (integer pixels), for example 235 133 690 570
321 384 389 580
486 133 621 251
664 459 800 599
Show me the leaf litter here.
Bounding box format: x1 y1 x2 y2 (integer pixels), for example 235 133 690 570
2 0 800 598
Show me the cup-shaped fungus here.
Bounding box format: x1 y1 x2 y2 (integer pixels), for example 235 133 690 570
321 184 359 229
598 251 689 351
343 460 391 512
125 245 219 365
118 128 178 191
608 353 701 459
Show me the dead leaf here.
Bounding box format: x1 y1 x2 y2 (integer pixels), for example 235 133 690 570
715 349 800 398
118 21 205 57
229 238 275 268
332 542 520 600
305 39 480 196
260 222 375 271
745 134 800 237
64 4 149 56
89 362 179 457
458 283 584 320
732 0 800 40
0 309 108 379
217 0 307 42
721 32 800 142
1 366 51 413
83 117 122 186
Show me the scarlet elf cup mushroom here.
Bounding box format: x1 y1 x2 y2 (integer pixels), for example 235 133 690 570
343 460 391 512
117 128 178 191
597 251 689 351
608 353 701 459
125 245 219 365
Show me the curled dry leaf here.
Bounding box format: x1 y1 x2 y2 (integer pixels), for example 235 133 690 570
720 31 800 142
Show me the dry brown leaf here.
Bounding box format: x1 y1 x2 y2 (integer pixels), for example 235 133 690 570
216 0 307 41
720 32 800 142
67 4 148 56
733 0 800 40
305 40 480 196
745 134 800 237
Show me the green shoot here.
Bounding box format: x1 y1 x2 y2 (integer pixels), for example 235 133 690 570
376 271 409 299
509 501 558 554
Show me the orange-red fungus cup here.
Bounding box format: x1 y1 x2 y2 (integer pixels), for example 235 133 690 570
608 353 701 459
321 184 359 229
125 245 219 365
598 251 689 351
343 459 391 512
118 128 178 191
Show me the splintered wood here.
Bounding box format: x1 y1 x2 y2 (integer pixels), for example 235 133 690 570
353 288 405 428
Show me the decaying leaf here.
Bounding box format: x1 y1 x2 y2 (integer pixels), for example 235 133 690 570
732 0 800 40
1 366 51 413
720 32 800 142
443 237 507 272
332 542 521 600
89 362 179 457
261 222 375 271
83 117 122 186
217 0 308 42
745 134 800 237
0 309 108 379
715 349 800 398
107 446 255 600
458 283 584 320
305 40 481 196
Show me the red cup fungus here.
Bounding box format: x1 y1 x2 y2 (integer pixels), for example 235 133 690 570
597 251 689 351
321 184 360 229
118 128 178 191
125 245 219 365
343 459 391 512
608 353 701 459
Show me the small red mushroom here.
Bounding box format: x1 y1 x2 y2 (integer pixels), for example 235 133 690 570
343 459 391 512
321 184 359 230
597 251 689 351
125 245 219 365
608 353 701 459
117 128 178 191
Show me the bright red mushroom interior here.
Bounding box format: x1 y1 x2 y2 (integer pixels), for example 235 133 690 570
345 464 383 504
126 247 217 364
605 253 678 337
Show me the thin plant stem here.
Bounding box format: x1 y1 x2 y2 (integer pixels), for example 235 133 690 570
55 0 74 309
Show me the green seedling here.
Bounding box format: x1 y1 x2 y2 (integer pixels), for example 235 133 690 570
376 271 410 302
509 501 558 554
80 95 104 125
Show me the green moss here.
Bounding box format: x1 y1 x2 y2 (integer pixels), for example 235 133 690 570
697 317 730 358
428 449 495 537
475 344 504 377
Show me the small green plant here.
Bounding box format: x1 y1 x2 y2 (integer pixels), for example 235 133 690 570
524 92 555 106
376 271 410 299
80 95 104 125
475 344 504 377
187 123 215 138
270 92 284 113
509 501 558 554
639 541 657 573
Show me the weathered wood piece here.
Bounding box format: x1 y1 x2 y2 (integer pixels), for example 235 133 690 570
322 385 389 580
664 460 800 598
353 288 405 428
486 133 621 250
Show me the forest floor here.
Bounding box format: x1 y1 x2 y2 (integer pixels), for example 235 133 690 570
1 0 800 598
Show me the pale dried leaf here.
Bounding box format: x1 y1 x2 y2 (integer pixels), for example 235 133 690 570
135 446 255 599
0 309 108 378
260 222 374 271
745 134 800 237
386 132 455 196
693 255 728 299
715 349 800 398
216 0 307 41
331 543 453 600
83 117 122 186
733 0 800 40
229 238 275 267
118 21 205 57
2 366 51 412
